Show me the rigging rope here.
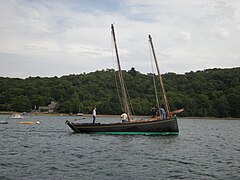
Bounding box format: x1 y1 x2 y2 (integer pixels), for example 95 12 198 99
111 37 123 111
148 41 161 114
110 25 134 119
124 82 135 117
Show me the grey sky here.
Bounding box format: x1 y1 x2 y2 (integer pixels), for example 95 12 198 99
0 0 239 78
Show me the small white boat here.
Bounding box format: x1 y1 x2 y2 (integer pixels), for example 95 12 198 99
9 114 24 119
0 121 8 124
77 113 84 116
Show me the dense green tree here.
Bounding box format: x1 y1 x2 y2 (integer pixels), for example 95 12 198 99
11 95 32 112
0 67 239 118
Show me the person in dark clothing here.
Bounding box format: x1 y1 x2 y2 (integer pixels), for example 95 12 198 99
150 107 157 118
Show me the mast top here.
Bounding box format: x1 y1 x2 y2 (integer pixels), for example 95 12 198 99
111 24 132 121
148 34 170 117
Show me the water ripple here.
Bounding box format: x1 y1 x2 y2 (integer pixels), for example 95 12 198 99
0 116 239 179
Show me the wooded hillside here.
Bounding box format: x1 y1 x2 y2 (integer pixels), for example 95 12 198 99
0 67 239 118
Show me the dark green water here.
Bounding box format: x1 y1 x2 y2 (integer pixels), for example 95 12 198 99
0 115 239 179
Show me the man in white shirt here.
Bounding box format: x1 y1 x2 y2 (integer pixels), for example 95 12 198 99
92 107 96 123
121 112 128 123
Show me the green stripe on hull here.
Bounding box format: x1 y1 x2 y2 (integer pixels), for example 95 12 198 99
94 132 179 135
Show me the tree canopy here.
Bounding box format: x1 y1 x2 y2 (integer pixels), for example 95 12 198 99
0 67 239 118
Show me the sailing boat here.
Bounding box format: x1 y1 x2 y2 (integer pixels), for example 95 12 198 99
65 24 182 135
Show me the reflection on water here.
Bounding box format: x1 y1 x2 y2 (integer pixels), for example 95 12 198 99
0 115 239 179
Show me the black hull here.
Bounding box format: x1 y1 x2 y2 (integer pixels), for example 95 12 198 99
66 116 179 135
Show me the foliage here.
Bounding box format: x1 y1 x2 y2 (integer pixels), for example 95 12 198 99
0 67 239 118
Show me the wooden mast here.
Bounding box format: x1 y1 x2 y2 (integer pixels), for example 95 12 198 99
111 24 131 121
148 35 170 116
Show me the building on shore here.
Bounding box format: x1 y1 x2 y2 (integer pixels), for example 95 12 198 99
38 102 58 113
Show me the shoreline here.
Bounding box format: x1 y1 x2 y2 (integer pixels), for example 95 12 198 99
0 111 239 120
